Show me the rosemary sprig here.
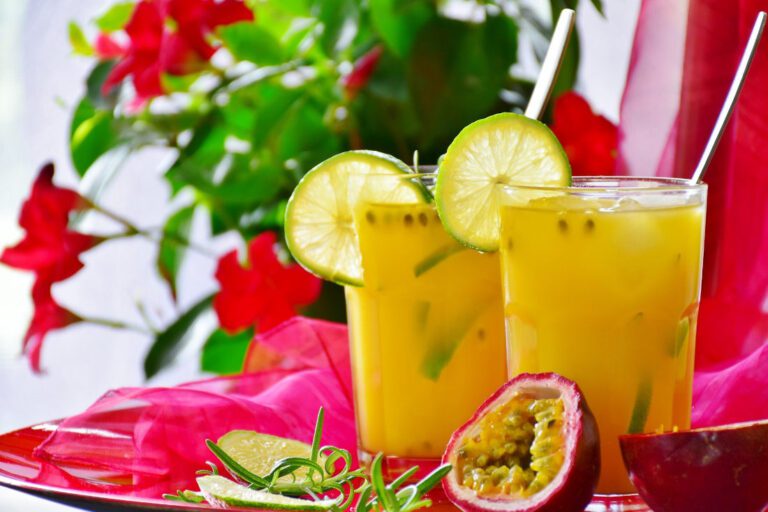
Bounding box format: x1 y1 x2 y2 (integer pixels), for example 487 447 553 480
166 407 451 511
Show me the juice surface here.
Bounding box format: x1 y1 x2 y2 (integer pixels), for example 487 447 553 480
500 197 705 494
347 202 506 459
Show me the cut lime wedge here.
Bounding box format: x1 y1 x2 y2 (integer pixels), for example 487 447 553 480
197 475 338 510
217 431 314 480
285 150 430 286
435 113 571 251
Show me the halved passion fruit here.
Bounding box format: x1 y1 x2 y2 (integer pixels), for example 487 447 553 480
620 420 768 512
442 373 600 512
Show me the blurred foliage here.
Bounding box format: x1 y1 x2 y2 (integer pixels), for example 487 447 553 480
71 0 596 376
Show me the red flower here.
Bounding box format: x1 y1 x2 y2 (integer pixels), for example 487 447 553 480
0 163 96 372
214 232 322 334
101 0 253 104
23 279 81 373
343 45 383 98
0 163 101 282
550 92 618 176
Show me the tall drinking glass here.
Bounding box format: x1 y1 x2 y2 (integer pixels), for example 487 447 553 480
498 177 706 496
346 175 507 479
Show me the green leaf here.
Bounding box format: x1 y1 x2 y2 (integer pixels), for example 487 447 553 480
68 21 93 56
144 294 214 379
70 98 117 176
370 0 434 57
201 328 253 375
219 22 285 65
95 2 135 33
158 205 196 301
407 15 518 150
314 0 359 56
85 61 118 109
591 0 605 16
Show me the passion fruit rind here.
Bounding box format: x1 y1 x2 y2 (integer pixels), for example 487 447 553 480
620 421 768 512
443 373 600 512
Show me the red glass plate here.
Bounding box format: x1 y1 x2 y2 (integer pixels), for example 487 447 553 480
0 421 266 511
0 421 652 511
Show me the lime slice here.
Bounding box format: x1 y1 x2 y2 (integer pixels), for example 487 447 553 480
435 113 571 251
285 150 430 286
197 475 338 510
217 431 314 479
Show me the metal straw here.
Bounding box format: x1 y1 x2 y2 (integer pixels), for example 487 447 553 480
524 8 576 120
690 11 766 183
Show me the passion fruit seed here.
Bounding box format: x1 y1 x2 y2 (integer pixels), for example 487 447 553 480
456 395 566 498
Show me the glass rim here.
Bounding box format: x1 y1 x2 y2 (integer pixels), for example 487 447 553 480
499 175 707 194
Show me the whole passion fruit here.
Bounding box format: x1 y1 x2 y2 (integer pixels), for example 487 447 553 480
620 420 768 512
442 373 600 512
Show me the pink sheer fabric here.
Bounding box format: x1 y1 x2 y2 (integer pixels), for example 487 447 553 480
619 0 768 426
33 317 356 493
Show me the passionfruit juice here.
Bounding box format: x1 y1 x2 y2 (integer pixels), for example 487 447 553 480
346 202 506 468
498 177 706 494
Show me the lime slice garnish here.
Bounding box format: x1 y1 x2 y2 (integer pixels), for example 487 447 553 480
217 431 314 479
435 113 571 251
285 150 430 286
197 475 338 510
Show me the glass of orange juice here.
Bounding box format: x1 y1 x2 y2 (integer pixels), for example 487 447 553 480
498 177 706 496
347 176 507 479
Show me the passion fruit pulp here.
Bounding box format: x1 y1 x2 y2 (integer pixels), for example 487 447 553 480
442 373 600 512
620 420 768 512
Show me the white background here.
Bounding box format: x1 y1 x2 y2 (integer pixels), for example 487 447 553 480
0 0 640 509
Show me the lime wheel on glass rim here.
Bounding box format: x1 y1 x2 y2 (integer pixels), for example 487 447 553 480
435 113 571 252
284 150 430 286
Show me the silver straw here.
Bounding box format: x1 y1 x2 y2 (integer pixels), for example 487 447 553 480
690 11 766 183
524 9 576 120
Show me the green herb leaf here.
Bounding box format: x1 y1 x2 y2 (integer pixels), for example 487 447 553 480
95 2 135 33
68 21 93 56
206 440 271 488
627 374 653 434
143 294 214 379
413 244 467 277
669 317 691 358
201 328 253 375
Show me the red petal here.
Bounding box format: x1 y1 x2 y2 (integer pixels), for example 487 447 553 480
344 46 383 97
124 1 164 52
205 0 254 28
160 32 207 75
94 33 127 60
